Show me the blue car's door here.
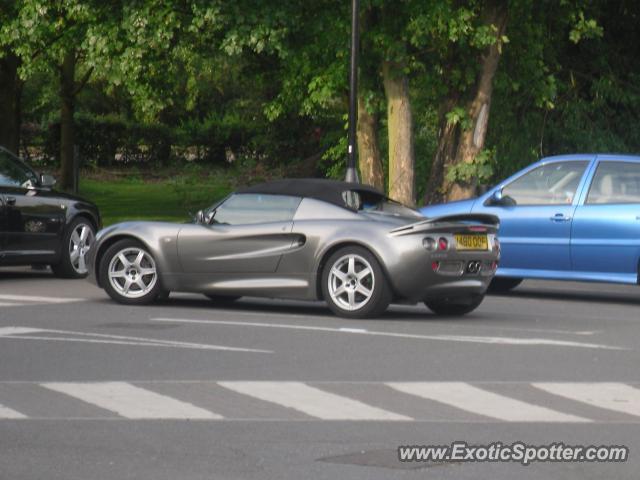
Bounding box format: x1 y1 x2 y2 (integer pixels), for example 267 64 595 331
473 160 591 273
571 158 640 283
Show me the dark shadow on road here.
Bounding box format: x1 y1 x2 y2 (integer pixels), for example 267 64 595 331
0 271 54 282
145 295 489 323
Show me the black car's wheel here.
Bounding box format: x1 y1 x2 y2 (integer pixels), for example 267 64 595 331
321 246 391 318
488 277 523 293
99 239 161 305
204 294 241 303
51 217 96 279
425 294 485 316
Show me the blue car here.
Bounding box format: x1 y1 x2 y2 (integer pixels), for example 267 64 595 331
420 154 640 291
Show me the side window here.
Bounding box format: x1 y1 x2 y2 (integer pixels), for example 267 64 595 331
212 194 302 225
502 161 588 206
0 150 37 188
587 161 640 205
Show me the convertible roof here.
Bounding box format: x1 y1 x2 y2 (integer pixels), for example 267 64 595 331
236 178 385 210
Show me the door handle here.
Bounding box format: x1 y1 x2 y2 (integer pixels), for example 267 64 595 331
5 196 16 206
550 213 571 222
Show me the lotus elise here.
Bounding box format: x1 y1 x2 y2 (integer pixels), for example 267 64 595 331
87 179 500 318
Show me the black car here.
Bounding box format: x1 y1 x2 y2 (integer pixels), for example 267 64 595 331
0 146 100 278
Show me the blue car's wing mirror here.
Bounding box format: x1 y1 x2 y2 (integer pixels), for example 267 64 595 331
485 188 505 206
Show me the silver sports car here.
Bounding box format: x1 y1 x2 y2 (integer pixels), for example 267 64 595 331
87 179 500 318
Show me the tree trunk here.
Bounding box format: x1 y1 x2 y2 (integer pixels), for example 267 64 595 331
423 96 458 205
382 61 415 206
60 51 76 190
356 94 384 190
441 3 508 201
0 52 21 154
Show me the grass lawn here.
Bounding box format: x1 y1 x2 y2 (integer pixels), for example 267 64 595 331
80 176 232 226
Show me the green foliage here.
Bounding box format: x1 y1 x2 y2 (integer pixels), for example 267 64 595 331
444 148 496 184
3 0 640 201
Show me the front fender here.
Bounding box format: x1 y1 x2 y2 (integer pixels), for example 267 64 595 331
89 222 182 287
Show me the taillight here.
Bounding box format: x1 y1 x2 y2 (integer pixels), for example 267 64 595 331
493 237 500 254
491 261 498 271
438 237 449 251
431 261 440 272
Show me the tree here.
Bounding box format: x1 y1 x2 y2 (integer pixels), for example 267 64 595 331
0 1 21 153
1 1 112 188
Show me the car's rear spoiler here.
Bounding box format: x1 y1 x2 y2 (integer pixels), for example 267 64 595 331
389 213 499 235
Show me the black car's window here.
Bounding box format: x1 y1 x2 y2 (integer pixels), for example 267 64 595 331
212 194 302 225
502 161 588 205
587 161 640 204
0 150 38 188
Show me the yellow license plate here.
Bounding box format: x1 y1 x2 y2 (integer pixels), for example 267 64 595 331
455 234 488 251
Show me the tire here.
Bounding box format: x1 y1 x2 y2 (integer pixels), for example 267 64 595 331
204 294 241 303
99 239 161 305
321 246 391 318
156 290 171 301
425 294 485 316
51 217 96 279
488 277 523 293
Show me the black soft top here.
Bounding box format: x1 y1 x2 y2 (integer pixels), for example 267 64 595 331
236 178 385 210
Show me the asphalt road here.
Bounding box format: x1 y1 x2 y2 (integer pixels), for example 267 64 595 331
1 266 639 479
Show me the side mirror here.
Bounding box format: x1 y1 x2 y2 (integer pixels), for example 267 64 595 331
485 188 505 206
195 210 205 224
40 174 56 188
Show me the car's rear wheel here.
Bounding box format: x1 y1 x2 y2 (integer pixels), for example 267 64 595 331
488 277 523 293
51 217 95 279
321 246 391 318
425 294 485 316
205 294 241 303
99 239 161 305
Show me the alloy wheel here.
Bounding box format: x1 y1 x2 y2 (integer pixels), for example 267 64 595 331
69 223 94 275
107 247 158 299
327 253 375 311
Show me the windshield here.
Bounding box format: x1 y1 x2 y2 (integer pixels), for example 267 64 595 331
345 190 423 217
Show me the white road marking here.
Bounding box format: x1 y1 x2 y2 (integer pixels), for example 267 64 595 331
0 326 271 353
0 294 83 304
387 382 590 423
42 382 222 419
218 381 411 421
0 327 45 336
152 317 622 350
533 382 640 417
0 404 27 419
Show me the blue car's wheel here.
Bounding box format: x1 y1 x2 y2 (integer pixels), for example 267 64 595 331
488 277 523 293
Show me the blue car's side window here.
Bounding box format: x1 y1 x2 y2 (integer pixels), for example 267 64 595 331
586 162 640 205
502 162 589 206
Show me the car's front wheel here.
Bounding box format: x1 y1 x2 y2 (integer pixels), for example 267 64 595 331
51 217 95 278
321 246 391 318
425 295 485 316
99 239 161 305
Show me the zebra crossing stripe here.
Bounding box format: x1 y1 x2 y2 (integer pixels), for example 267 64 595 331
0 403 27 419
41 382 222 419
387 382 590 423
218 381 412 421
533 382 640 417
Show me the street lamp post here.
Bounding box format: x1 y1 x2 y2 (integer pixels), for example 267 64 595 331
345 0 360 184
